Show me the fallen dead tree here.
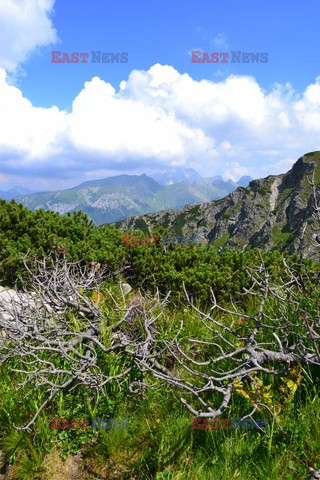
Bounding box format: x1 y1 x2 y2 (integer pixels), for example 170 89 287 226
1 173 319 432
0 248 319 432
0 250 145 431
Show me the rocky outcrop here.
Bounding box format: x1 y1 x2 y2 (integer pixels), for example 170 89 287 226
108 152 320 261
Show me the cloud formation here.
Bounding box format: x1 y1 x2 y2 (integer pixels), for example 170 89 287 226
0 0 57 73
1 62 320 189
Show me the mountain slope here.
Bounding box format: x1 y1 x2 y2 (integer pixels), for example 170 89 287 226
108 152 320 261
15 172 246 225
16 174 162 225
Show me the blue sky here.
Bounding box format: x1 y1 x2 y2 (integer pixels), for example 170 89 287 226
1 0 320 190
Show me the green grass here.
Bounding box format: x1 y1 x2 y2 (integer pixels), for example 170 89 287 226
1 263 320 479
212 231 230 250
272 223 293 248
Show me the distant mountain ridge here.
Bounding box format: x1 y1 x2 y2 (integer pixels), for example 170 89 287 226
150 167 202 185
9 169 251 225
108 152 320 261
0 186 34 201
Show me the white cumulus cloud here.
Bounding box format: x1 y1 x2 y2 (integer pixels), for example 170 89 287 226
1 63 320 188
0 0 57 72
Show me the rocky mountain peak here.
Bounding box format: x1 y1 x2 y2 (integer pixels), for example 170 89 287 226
109 151 320 261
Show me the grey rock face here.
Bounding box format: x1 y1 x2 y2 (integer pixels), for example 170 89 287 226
108 152 320 261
